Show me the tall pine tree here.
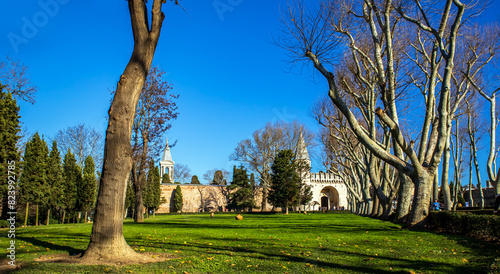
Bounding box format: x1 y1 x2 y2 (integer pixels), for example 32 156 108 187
228 166 256 211
144 162 161 217
0 88 21 219
62 149 80 223
79 155 96 222
19 132 50 225
173 185 183 212
267 150 300 214
46 140 64 224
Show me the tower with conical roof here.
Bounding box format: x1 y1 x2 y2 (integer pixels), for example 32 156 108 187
160 138 174 183
295 132 311 169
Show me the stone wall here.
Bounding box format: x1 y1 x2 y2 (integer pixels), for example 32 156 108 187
157 184 274 213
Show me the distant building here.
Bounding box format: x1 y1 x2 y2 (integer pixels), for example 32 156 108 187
295 133 348 210
157 135 348 213
159 138 174 183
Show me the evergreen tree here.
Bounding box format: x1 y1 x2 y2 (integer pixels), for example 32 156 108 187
143 162 161 217
173 185 183 212
161 172 171 184
228 166 256 211
151 166 161 211
190 175 200 184
0 88 21 219
79 156 96 221
267 150 300 214
19 132 50 225
46 140 64 223
62 149 81 222
124 176 135 217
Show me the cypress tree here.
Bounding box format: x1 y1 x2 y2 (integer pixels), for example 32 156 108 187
161 172 171 184
19 132 50 225
124 176 135 218
46 140 64 223
0 88 21 219
62 149 81 222
173 185 183 212
267 150 300 214
190 175 200 184
151 166 161 212
79 155 96 222
228 166 256 211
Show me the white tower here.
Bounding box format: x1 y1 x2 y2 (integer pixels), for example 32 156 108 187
295 132 311 170
159 138 174 183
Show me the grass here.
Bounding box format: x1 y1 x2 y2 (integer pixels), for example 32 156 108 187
1 212 499 273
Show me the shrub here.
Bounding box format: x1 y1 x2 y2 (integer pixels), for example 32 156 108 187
429 211 500 241
0 220 10 228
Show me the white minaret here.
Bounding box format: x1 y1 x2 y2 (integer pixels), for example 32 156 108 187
159 138 174 183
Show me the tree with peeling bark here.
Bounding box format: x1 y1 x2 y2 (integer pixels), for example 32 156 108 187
83 0 178 262
465 96 487 208
277 0 493 227
462 24 500 195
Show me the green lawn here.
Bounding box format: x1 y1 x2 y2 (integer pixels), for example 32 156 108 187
1 213 499 273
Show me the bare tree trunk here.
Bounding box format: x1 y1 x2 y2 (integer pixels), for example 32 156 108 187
35 205 38 226
85 211 88 223
441 137 452 210
46 209 50 226
408 172 433 227
24 203 29 226
62 210 65 224
83 0 165 261
394 174 413 223
468 161 474 207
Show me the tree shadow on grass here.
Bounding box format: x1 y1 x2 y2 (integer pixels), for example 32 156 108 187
17 236 85 256
124 231 470 273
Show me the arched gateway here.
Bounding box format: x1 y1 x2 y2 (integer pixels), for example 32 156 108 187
295 133 348 211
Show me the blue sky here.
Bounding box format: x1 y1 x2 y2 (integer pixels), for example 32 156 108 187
1 0 499 184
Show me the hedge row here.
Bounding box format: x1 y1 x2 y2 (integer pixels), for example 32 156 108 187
428 211 500 241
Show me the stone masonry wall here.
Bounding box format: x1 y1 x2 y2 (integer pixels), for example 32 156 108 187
157 184 274 213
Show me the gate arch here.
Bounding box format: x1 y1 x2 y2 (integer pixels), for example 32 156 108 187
320 186 339 209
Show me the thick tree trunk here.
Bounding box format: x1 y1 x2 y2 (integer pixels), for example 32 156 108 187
134 179 145 222
83 0 164 262
394 174 412 223
407 171 433 227
441 138 452 210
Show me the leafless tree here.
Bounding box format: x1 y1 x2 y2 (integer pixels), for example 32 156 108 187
465 95 487 208
277 0 492 227
463 24 500 194
173 164 191 184
126 65 178 223
0 57 38 104
203 168 231 185
84 0 178 263
54 123 104 170
230 120 315 209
